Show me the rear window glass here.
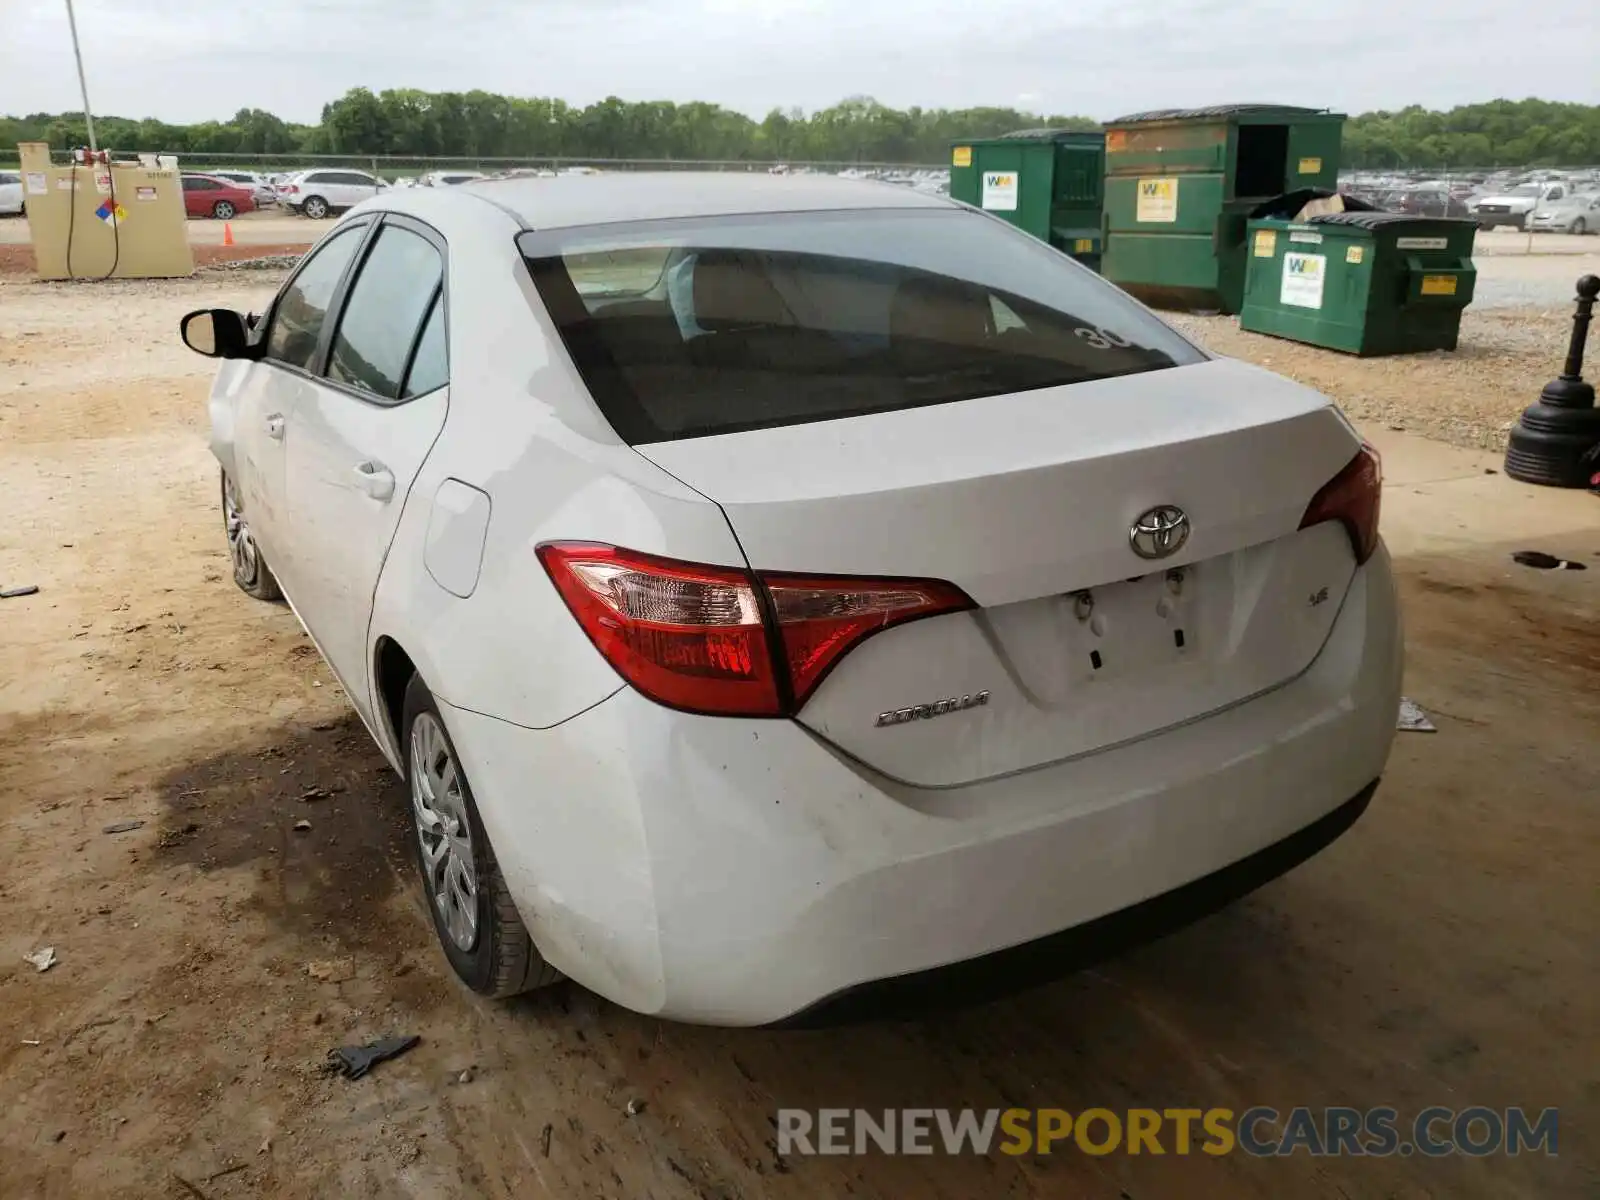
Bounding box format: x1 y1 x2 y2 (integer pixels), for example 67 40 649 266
518 209 1204 444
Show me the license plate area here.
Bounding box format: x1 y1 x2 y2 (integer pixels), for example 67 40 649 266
1061 567 1195 683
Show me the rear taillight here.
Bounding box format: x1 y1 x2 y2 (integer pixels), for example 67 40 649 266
762 573 973 707
537 543 973 717
281 184 299 194
1300 443 1382 564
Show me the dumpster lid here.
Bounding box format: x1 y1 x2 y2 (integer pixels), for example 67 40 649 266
995 128 1105 143
1109 103 1333 125
1307 211 1480 230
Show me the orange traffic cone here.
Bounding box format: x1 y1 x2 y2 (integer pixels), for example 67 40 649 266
222 221 234 247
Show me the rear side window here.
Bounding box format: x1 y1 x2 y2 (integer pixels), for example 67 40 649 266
326 225 443 399
402 296 449 397
264 225 366 371
519 209 1202 443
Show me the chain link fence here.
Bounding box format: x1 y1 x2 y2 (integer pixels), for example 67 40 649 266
12 148 949 181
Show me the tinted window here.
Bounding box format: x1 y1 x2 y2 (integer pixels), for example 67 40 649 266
326 226 443 399
264 226 366 371
0 173 18 185
403 296 449 397
519 209 1203 444
331 172 375 187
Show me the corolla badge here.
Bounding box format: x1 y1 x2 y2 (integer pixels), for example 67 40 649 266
1129 505 1190 560
875 691 990 728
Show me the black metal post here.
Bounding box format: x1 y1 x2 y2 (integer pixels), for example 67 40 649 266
1548 274 1597 402
1504 274 1600 487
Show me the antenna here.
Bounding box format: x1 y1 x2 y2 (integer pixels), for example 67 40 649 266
64 0 98 153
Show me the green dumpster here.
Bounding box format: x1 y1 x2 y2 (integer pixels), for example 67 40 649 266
1239 212 1477 355
1102 104 1345 314
949 130 1106 270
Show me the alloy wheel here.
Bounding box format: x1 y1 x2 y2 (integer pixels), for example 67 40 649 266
223 475 260 588
409 712 479 952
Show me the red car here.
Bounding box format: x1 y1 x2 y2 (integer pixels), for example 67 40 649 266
180 174 256 220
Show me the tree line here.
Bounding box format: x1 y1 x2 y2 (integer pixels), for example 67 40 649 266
3 93 1596 168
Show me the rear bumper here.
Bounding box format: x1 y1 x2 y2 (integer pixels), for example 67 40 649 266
780 778 1377 1026
441 548 1402 1026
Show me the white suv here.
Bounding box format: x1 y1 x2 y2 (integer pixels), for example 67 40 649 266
278 169 386 218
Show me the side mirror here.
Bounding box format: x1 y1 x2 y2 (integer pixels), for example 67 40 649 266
180 308 254 359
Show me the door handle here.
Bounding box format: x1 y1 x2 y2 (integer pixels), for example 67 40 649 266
353 461 396 502
265 413 285 440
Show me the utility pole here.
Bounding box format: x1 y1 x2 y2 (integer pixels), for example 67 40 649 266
64 0 98 152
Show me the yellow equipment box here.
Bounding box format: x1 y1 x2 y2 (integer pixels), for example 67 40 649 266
18 141 193 280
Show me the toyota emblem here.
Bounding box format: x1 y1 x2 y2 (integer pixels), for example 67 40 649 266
1129 505 1190 560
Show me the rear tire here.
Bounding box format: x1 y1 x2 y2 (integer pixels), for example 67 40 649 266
301 195 329 220
221 469 282 601
1572 217 1587 236
213 200 236 220
402 674 561 998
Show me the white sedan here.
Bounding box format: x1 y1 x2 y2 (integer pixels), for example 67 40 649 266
180 175 1401 1025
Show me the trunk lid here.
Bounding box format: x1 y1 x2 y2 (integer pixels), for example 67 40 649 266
636 357 1364 787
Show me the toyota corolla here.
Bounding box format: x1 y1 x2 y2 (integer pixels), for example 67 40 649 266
179 174 1402 1025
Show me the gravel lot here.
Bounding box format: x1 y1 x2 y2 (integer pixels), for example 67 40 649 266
1171 303 1582 451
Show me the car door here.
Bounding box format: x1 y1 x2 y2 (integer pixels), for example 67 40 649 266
180 177 206 218
226 221 372 573
281 215 450 723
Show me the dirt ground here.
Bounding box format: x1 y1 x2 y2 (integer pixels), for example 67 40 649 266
1 271 1598 1199
1169 304 1584 452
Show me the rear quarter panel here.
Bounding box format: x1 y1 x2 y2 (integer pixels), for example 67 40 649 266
365 200 745 752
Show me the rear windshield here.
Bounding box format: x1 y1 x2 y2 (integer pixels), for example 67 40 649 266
518 208 1203 444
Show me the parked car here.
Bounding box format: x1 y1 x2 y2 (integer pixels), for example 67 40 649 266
1527 192 1600 235
420 170 486 187
1396 188 1471 219
0 170 23 216
1471 182 1568 229
180 173 257 220
277 168 386 218
178 175 1401 1025
207 170 278 207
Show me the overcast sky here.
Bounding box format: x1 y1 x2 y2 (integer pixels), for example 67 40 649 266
2 0 1595 124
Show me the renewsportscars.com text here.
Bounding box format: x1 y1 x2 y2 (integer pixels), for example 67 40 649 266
776 1106 1558 1158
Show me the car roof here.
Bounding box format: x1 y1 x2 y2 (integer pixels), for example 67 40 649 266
429 171 956 230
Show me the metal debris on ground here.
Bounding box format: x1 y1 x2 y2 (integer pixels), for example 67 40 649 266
1 585 41 599
23 947 58 973
1398 698 1437 733
1511 550 1587 571
102 820 145 835
323 1034 421 1080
